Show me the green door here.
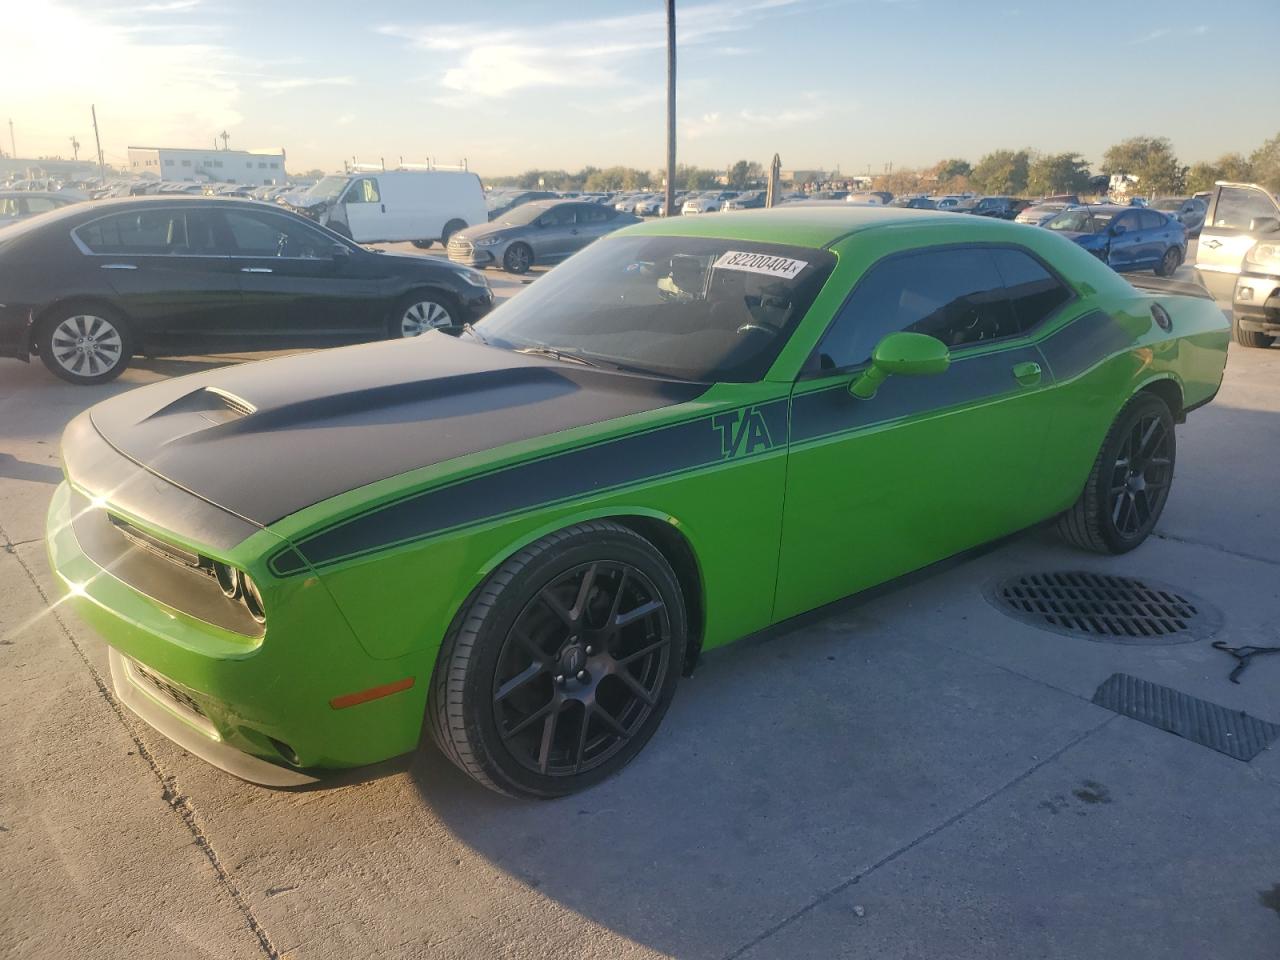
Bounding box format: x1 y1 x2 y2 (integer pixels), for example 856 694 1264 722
774 244 1075 621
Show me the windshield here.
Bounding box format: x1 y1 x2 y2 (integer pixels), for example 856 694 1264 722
469 235 836 382
1045 209 1114 233
303 175 350 203
1151 199 1183 211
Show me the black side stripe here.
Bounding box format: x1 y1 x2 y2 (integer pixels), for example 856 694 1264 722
270 312 1132 576
791 345 1046 445
271 398 790 575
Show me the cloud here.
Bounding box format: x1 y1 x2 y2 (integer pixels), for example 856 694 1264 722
379 0 805 104
1128 24 1208 44
260 76 355 92
684 92 832 140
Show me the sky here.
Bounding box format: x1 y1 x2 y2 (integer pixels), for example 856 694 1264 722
3 0 1278 178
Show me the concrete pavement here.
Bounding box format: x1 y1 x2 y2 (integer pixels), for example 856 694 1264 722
1 276 1278 959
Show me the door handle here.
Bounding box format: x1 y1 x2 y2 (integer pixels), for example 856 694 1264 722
241 267 273 273
1012 361 1042 387
381 204 386 213
100 263 137 270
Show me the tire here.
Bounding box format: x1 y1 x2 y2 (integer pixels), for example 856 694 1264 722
37 304 133 385
411 239 434 250
428 521 688 798
1056 392 1176 554
503 242 533 275
1231 310 1275 349
441 219 467 246
1154 245 1181 277
389 290 461 338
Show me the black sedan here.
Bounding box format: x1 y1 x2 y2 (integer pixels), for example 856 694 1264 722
0 197 494 384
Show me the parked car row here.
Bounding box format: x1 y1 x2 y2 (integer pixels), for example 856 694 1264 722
1193 181 1280 348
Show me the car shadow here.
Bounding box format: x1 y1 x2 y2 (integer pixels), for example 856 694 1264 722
0 452 63 484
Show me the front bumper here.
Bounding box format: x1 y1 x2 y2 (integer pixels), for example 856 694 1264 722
46 474 428 785
1233 272 1280 332
447 236 501 269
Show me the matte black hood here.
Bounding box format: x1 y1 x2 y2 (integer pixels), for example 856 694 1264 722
89 334 703 526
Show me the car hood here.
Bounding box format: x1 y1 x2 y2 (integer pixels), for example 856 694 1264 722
457 221 522 242
87 335 704 527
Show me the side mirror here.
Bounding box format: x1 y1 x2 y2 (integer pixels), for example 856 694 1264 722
1250 216 1280 234
330 243 350 259
849 332 951 399
1110 223 1127 236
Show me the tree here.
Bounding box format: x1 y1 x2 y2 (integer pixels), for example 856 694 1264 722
1250 133 1280 192
1101 136 1182 195
726 159 764 189
1026 152 1091 196
302 168 326 180
935 158 971 181
970 149 1030 194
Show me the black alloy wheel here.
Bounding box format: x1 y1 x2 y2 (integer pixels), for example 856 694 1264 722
503 243 533 274
1108 409 1173 540
1155 245 1181 277
493 560 672 777
428 521 687 798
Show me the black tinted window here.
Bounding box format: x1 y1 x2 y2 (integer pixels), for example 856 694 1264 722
990 248 1072 332
77 209 220 255
1212 187 1279 230
1138 210 1166 230
817 248 1016 369
224 210 334 258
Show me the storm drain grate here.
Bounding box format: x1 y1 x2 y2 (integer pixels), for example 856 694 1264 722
1092 673 1280 761
988 571 1220 645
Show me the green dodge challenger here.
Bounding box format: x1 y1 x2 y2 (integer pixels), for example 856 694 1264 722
48 208 1229 797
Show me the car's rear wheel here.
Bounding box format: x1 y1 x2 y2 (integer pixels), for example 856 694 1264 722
411 239 433 249
1057 392 1176 554
428 521 687 798
390 291 460 338
1155 245 1181 277
37 305 133 385
441 219 467 246
503 242 533 274
1231 311 1275 349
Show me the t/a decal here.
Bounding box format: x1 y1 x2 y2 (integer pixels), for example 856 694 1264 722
712 406 776 460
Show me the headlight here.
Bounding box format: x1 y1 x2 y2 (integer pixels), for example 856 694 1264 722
458 267 490 287
241 573 266 623
213 561 240 598
473 236 502 247
213 561 266 622
1245 243 1280 272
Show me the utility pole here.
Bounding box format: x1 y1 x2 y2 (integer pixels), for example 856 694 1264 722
70 136 80 162
7 119 14 159
90 105 105 184
663 0 676 218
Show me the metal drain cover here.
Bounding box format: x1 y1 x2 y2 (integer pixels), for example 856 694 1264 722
987 571 1221 645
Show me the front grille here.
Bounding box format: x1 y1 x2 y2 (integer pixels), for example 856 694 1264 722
448 237 474 257
108 514 203 570
131 659 208 719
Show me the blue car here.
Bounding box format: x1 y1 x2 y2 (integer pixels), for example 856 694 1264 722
1043 204 1186 276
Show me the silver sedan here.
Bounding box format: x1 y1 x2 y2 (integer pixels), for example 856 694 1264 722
447 199 639 274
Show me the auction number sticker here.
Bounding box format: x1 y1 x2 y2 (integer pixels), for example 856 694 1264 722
713 251 808 279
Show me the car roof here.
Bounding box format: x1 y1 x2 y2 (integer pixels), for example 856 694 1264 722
622 205 963 248
0 194 302 231
0 190 76 200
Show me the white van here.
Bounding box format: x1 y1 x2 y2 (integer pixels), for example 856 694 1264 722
294 170 487 247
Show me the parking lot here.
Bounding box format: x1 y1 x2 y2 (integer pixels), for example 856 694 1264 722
2 254 1279 959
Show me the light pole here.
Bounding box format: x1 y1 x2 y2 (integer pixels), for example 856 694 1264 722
663 0 676 218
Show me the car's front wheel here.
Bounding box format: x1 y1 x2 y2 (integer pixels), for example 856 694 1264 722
503 242 533 274
1057 392 1176 554
37 305 133 385
390 291 459 338
1231 311 1275 349
428 521 687 798
1155 245 1182 277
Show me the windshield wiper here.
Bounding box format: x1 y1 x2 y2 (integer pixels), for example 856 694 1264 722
462 322 489 344
514 345 603 368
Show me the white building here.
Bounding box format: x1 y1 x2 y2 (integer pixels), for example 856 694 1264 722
126 146 286 185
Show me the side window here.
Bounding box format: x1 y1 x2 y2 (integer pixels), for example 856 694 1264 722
1211 187 1279 230
1113 212 1139 233
817 248 1016 370
344 178 380 204
1138 210 1166 230
25 197 57 214
580 206 608 224
223 211 333 258
76 210 219 255
990 248 1072 333
539 206 575 227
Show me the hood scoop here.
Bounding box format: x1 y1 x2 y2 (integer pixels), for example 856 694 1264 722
145 387 257 426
